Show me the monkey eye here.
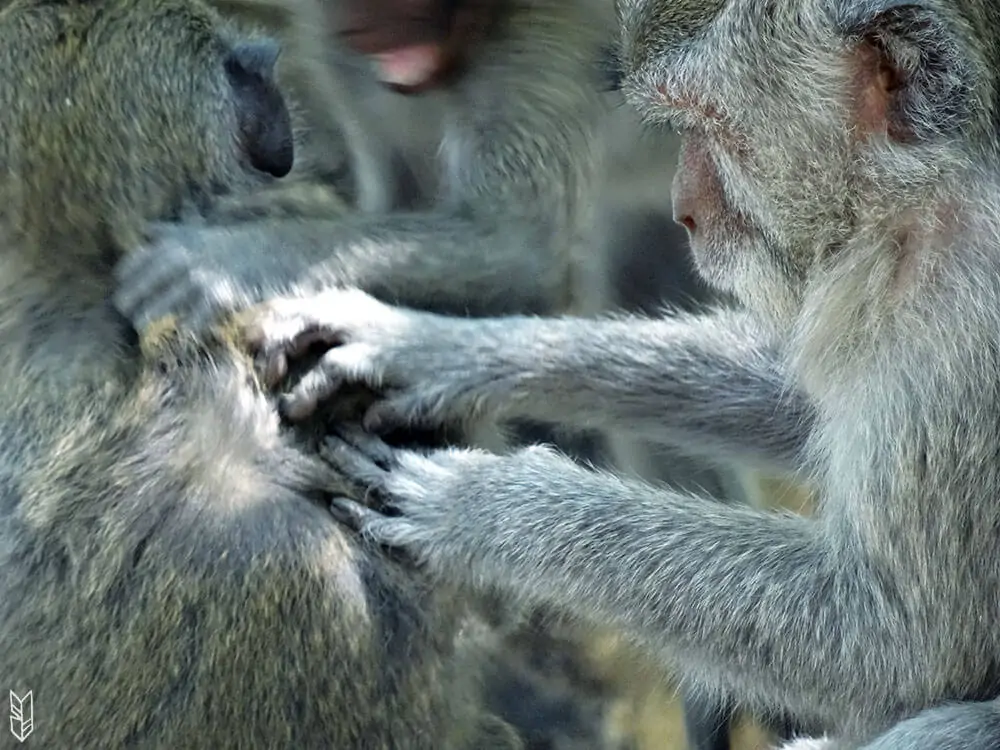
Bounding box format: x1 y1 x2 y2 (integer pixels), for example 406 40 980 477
224 40 295 179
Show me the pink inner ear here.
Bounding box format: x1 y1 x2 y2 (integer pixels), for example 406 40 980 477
850 42 896 139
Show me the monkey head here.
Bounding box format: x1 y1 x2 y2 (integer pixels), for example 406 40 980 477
0 0 295 250
616 0 996 330
334 0 503 93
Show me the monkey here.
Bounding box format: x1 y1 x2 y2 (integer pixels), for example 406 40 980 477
209 0 1000 747
108 1 817 743
0 0 524 746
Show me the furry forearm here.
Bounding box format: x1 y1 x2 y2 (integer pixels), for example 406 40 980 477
442 447 920 731
189 212 572 317
291 213 574 316
456 310 815 472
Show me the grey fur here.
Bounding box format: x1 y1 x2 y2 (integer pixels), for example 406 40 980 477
858 699 1000 750
780 699 1000 749
237 0 1000 747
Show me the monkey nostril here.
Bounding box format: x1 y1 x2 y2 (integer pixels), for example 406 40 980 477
671 184 698 235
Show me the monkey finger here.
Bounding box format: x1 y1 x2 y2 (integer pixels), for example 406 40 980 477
248 316 343 360
278 388 328 422
256 350 289 389
278 369 347 422
129 280 205 333
281 345 375 420
363 395 438 435
113 267 175 321
321 434 392 492
329 497 377 532
287 325 347 359
253 325 338 389
114 242 191 305
329 425 400 470
330 500 419 556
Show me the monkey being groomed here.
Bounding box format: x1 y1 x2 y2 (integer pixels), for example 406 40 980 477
0 0 525 746
191 0 1000 748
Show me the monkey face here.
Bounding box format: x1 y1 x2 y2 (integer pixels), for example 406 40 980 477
615 0 984 330
223 40 295 181
0 0 297 245
334 0 502 93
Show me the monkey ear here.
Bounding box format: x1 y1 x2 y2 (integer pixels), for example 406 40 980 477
835 1 975 143
224 40 295 178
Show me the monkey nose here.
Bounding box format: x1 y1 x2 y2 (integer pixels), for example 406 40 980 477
672 135 718 237
674 208 697 234
671 177 698 235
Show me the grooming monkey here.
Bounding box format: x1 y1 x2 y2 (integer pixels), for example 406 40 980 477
109 8 667 743
0 0 524 746
109 7 620 743
216 0 1000 747
113 4 783 744
110 0 691 746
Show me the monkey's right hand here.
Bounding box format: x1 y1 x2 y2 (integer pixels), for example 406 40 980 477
238 288 516 430
114 223 263 337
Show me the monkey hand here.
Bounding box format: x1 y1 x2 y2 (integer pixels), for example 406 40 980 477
239 288 516 430
114 223 263 337
323 427 545 576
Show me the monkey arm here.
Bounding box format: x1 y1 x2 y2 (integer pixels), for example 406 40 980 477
246 291 814 475
325 434 923 736
473 310 814 474
855 699 1000 750
233 212 574 316
115 208 575 335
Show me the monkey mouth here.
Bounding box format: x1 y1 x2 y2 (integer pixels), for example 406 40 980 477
372 44 446 89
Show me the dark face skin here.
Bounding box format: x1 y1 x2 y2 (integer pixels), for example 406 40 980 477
333 0 502 93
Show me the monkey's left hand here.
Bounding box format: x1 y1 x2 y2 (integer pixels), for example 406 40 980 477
323 428 559 574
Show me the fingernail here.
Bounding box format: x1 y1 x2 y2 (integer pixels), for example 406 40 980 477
329 501 355 527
